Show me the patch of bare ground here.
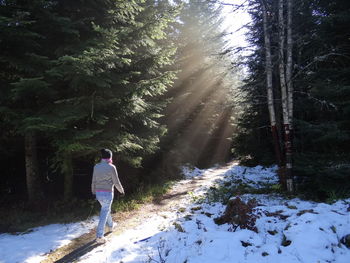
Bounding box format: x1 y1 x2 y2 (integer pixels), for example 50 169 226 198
41 161 236 263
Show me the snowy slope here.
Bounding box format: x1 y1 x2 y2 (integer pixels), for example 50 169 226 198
0 164 349 263
0 219 97 263
79 165 350 263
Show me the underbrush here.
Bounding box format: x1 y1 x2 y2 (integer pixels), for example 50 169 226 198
112 181 174 212
200 180 285 205
0 181 174 234
294 161 350 203
199 174 348 207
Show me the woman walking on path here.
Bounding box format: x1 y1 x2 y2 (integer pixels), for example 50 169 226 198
91 149 125 243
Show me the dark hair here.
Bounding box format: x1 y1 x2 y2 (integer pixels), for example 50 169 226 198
100 148 112 159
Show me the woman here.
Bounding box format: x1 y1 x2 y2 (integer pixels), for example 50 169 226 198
91 149 125 243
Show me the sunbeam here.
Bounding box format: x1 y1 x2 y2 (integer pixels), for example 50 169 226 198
160 59 237 167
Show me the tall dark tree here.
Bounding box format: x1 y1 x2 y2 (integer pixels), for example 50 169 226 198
233 0 350 200
0 0 179 201
0 0 69 202
292 0 350 199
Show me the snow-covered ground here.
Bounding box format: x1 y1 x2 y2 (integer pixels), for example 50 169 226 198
0 219 97 263
0 163 349 263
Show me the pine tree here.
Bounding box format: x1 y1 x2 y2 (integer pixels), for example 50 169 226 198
0 0 70 202
149 0 241 177
291 0 350 199
232 0 278 166
45 0 179 199
0 0 179 201
233 0 350 200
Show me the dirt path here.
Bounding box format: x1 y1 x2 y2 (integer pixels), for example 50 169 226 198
41 162 235 263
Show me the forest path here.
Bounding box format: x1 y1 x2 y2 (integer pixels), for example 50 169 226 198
41 161 235 263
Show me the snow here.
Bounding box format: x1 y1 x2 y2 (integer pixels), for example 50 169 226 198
0 219 97 263
181 166 206 179
1 163 349 263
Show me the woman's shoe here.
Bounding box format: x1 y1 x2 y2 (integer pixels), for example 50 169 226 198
96 236 107 244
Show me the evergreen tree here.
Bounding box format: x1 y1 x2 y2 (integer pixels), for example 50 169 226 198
232 0 278 166
46 0 179 199
292 0 350 199
0 0 71 202
0 0 179 201
148 0 241 178
233 0 350 200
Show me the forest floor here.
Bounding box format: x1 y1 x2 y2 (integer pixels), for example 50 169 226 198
0 161 349 263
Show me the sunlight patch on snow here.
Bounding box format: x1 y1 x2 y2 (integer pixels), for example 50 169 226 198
181 165 206 179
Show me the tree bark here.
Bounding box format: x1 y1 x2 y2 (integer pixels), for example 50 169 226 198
278 0 288 123
286 0 294 191
286 0 293 128
25 131 42 203
261 0 283 166
63 153 74 201
278 0 293 192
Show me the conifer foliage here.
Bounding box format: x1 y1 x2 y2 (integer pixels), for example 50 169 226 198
0 0 179 201
150 0 240 176
233 0 350 200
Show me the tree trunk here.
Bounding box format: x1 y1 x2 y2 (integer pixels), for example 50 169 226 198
278 0 288 123
278 0 293 192
261 0 283 166
286 0 294 191
63 153 74 201
286 0 293 128
25 131 42 203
